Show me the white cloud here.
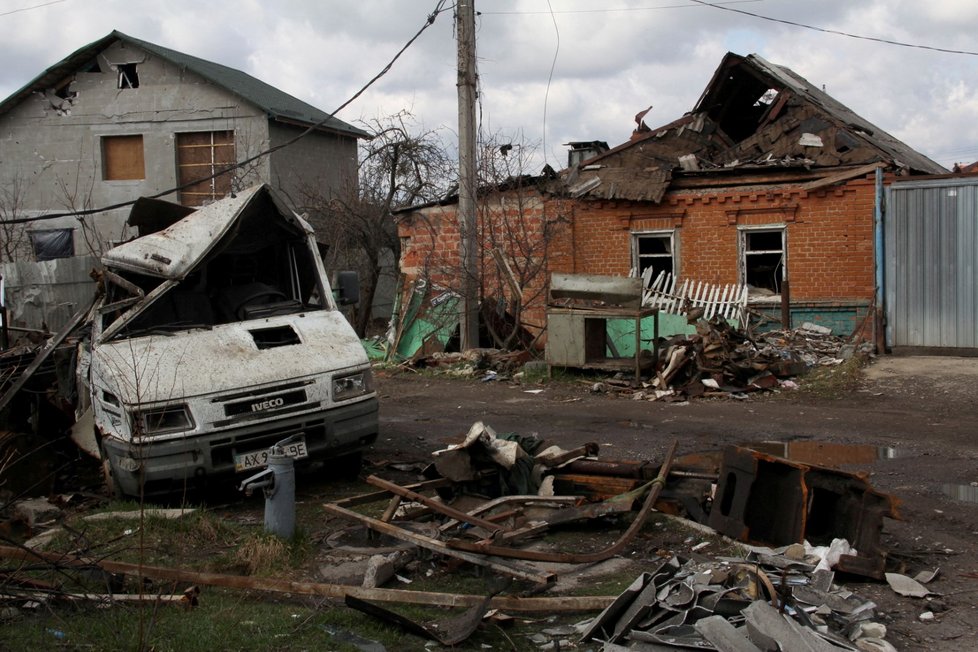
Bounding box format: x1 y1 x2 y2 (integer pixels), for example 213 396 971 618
1 0 976 169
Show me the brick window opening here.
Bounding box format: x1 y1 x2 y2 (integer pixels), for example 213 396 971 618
117 63 139 89
102 134 145 180
741 228 784 295
632 231 675 284
29 228 74 261
176 130 236 207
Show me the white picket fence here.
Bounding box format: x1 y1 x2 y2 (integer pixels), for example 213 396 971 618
638 269 749 328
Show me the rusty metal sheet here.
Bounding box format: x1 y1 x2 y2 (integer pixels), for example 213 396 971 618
345 594 491 646
708 446 900 579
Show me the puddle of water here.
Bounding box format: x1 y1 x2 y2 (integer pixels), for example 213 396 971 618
743 440 899 467
942 483 978 504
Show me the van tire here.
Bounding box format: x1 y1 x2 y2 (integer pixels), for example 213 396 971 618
332 451 363 481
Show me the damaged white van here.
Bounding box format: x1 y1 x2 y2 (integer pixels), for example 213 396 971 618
80 184 377 497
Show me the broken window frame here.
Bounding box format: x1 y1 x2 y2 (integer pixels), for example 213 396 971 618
631 230 676 282
101 134 146 181
28 228 75 261
738 225 785 297
175 130 236 207
117 63 139 89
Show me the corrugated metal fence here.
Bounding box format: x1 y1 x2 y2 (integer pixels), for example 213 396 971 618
885 178 978 349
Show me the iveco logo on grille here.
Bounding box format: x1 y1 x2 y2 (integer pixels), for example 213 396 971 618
251 397 285 412
224 389 307 417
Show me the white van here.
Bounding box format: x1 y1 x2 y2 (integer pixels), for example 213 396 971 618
80 184 377 497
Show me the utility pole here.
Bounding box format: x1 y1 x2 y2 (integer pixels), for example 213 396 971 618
456 0 480 350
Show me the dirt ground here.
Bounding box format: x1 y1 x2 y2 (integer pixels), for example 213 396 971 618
367 354 978 651
6 353 978 650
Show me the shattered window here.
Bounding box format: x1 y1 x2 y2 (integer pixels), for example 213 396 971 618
632 232 675 284
741 228 784 295
29 228 74 261
754 88 778 107
117 63 139 89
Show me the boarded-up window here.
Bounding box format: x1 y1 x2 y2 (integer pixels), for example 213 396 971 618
102 135 145 180
176 131 236 206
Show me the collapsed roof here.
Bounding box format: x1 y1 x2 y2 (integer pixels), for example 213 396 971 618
565 52 946 203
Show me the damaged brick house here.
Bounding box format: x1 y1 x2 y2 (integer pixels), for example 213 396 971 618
0 30 368 330
396 52 945 349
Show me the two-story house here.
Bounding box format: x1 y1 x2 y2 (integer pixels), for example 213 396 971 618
0 30 368 331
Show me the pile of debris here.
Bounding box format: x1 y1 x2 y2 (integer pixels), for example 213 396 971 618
632 318 855 401
584 548 897 651
0 421 921 650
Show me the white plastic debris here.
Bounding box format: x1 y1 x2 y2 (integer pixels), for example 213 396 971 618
805 538 856 572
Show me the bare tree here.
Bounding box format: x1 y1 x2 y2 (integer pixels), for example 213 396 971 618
298 110 454 336
0 176 32 264
474 135 568 349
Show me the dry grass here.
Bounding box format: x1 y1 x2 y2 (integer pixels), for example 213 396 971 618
232 532 292 575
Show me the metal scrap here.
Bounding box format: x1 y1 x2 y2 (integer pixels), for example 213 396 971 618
582 550 893 651
345 594 491 646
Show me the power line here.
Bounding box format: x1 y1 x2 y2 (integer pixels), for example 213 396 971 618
0 0 66 18
541 0 559 169
688 0 978 57
481 0 761 16
2 0 450 226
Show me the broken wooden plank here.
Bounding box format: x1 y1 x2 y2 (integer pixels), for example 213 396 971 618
321 503 556 585
0 545 601 612
1 590 194 606
365 475 506 533
333 477 455 508
446 440 678 564
799 162 885 192
0 298 92 413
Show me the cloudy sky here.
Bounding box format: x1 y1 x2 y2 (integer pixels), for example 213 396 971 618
3 0 977 172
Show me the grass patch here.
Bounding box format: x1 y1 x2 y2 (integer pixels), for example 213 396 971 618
795 356 866 399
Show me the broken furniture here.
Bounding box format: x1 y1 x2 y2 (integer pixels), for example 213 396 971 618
709 446 901 579
546 273 658 383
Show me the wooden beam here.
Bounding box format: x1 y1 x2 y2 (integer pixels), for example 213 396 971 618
0 545 606 612
322 503 556 586
799 162 886 192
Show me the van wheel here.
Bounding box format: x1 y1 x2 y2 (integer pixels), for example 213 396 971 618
332 451 363 481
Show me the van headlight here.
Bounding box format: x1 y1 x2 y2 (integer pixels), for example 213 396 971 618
134 405 195 435
332 370 372 401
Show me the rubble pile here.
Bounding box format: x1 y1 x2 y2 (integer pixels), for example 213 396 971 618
632 318 855 401
584 548 897 651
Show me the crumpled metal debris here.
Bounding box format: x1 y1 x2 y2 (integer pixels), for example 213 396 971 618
582 550 892 651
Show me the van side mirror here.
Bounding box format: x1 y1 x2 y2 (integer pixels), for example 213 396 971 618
333 271 360 306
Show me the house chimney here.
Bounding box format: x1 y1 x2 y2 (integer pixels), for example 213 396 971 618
565 141 609 168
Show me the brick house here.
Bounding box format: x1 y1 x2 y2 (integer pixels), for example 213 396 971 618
0 30 368 330
396 52 945 348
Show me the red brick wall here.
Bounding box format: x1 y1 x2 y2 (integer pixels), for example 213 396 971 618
569 178 877 301
397 175 879 338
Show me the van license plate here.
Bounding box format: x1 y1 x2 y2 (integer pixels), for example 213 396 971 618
234 437 308 472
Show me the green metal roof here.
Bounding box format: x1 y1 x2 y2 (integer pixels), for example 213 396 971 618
0 30 370 139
